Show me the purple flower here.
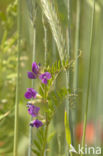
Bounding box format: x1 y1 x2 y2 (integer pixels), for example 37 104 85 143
39 72 51 84
27 104 40 117
27 62 40 79
30 119 43 128
24 88 37 99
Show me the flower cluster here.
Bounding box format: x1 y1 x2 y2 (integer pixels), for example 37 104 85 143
24 62 51 128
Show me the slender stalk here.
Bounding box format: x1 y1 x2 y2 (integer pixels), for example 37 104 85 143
66 0 71 115
28 1 37 156
42 15 47 67
41 14 48 155
67 0 71 58
65 0 72 155
52 36 56 60
28 116 32 156
1 30 8 47
13 0 20 155
65 73 72 156
41 85 48 156
28 29 36 156
73 0 81 146
73 0 81 89
81 1 95 155
42 123 48 156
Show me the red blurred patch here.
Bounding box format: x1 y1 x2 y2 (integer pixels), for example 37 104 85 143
75 122 95 145
0 142 5 146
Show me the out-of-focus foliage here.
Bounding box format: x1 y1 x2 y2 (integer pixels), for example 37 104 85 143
0 0 17 154
19 0 103 155
0 0 103 155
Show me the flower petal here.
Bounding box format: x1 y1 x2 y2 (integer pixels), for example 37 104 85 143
24 91 32 99
39 73 44 80
45 72 51 79
30 119 43 128
42 78 47 84
27 88 37 98
32 62 39 74
28 105 40 117
27 72 36 79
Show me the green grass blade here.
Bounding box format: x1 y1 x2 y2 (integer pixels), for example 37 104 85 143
27 1 37 156
73 0 81 89
65 0 73 155
81 1 95 155
13 0 20 155
64 110 72 156
0 112 10 121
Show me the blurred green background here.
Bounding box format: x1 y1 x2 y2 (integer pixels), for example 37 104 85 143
0 0 103 155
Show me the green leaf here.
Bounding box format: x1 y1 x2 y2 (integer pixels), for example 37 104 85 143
32 148 40 156
0 112 10 121
37 132 43 145
47 131 56 143
64 110 72 148
58 60 61 70
33 139 41 151
39 84 44 97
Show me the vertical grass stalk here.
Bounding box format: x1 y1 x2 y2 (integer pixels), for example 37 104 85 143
41 86 48 156
73 0 81 146
42 15 48 156
42 15 47 67
73 0 81 89
28 1 37 156
65 0 72 155
13 0 20 155
28 28 36 156
81 1 95 155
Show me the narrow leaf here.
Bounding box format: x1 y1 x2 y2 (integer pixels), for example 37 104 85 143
47 131 56 143
33 139 41 151
64 110 72 147
0 112 10 121
32 148 40 156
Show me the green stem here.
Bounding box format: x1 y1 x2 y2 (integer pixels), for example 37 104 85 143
73 0 81 146
41 85 48 156
65 72 73 156
42 14 48 67
13 0 20 155
28 1 37 156
1 30 8 47
67 0 71 57
65 71 70 156
28 26 36 156
42 123 48 156
65 0 73 155
73 0 81 89
41 11 48 156
81 1 95 156
44 85 47 100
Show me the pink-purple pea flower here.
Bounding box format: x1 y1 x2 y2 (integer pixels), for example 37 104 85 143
24 88 37 99
28 62 40 79
39 72 51 84
27 104 40 117
30 119 43 128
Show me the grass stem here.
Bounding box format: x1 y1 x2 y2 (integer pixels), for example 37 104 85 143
73 0 81 89
65 0 73 155
28 2 37 155
73 0 81 146
42 15 47 67
81 1 95 155
13 0 20 155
